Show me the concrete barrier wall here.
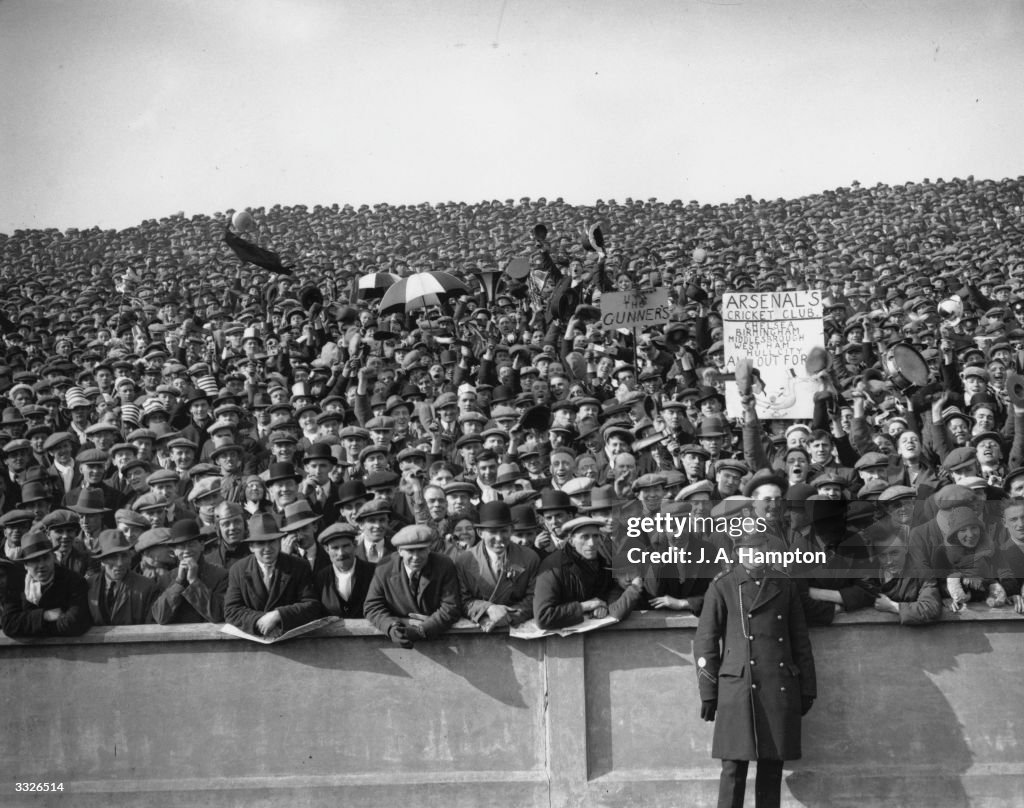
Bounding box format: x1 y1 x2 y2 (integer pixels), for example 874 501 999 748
2 608 1023 808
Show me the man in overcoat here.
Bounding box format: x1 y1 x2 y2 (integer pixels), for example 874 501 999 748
0 531 92 637
455 501 540 630
86 529 160 625
694 531 816 808
364 524 462 648
223 512 322 638
151 519 229 624
533 515 644 630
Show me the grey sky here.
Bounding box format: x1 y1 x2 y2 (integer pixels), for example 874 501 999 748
2 0 1022 232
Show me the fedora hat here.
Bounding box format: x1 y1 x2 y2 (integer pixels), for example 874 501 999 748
92 528 134 559
282 500 321 532
164 519 204 546
696 416 729 438
475 501 513 529
70 488 109 514
494 463 524 487
16 530 55 562
582 486 620 513
243 513 284 543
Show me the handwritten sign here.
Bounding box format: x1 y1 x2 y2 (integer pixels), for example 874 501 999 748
722 291 824 419
600 289 672 330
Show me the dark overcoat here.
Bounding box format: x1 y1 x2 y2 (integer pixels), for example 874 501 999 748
363 552 461 639
693 565 816 761
87 570 160 625
533 545 642 630
223 553 322 635
0 564 92 637
150 559 229 624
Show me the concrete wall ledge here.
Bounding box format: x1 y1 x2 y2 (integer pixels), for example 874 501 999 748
2 601 1020 647
2 604 1022 808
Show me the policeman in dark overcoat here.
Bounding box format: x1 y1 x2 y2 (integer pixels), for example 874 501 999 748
693 531 816 808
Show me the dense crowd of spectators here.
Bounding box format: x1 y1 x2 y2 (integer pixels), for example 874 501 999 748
3 174 1024 642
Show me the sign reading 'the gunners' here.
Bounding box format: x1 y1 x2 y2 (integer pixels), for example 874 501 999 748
599 289 672 329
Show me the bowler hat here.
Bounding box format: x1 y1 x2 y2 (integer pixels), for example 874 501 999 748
303 443 337 465
511 504 541 531
336 480 369 506
475 501 513 528
535 490 576 513
265 462 301 484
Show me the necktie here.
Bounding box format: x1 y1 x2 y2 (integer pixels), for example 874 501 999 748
368 544 380 563
410 572 421 593
106 582 118 616
493 556 505 580
263 568 274 592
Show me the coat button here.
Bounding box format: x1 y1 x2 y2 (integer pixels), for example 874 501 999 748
751 684 758 690
750 660 756 666
777 615 782 620
778 637 783 643
779 662 785 668
781 686 786 692
748 613 753 619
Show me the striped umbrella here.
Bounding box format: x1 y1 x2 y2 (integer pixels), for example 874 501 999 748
357 271 400 299
378 271 471 316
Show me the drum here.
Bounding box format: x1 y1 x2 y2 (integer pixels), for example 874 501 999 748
887 343 929 392
505 257 531 280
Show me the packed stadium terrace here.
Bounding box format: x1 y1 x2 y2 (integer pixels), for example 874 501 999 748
2 175 1024 638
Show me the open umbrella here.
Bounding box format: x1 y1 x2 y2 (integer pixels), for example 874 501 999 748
357 271 400 299
378 271 471 316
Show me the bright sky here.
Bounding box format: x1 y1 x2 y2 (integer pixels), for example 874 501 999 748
2 0 1023 233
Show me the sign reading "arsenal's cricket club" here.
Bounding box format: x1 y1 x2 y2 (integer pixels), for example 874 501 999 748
722 290 825 420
